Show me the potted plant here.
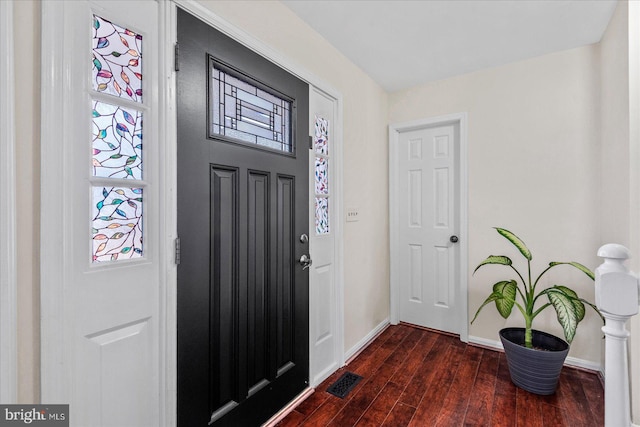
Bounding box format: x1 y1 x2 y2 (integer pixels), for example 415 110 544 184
471 227 602 395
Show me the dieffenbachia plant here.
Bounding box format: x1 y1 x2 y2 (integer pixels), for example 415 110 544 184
471 227 603 348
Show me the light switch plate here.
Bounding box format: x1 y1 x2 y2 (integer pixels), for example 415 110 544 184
346 208 359 222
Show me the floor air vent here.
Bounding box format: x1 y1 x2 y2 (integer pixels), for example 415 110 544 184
326 371 363 399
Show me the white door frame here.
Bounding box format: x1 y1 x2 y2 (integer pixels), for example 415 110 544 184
0 0 17 404
389 113 469 342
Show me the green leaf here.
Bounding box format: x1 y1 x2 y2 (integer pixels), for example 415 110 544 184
471 280 517 323
554 285 585 322
549 262 595 280
547 289 578 343
471 293 500 324
473 255 512 274
493 280 517 318
495 227 532 261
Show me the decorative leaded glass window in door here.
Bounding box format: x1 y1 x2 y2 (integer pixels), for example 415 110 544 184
314 116 329 235
210 60 293 153
90 14 146 262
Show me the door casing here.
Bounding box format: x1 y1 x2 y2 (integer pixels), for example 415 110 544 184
0 0 17 404
389 113 469 343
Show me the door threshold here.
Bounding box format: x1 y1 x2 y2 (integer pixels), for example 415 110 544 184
262 386 315 427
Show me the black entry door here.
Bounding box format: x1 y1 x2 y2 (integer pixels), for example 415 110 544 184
176 9 310 426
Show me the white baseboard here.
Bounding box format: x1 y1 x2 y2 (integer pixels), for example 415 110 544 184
468 335 602 373
344 318 390 364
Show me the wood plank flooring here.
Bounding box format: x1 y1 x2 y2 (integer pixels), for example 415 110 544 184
276 324 604 427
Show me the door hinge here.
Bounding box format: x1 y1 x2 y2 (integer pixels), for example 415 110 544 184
309 135 313 150
174 43 180 72
174 237 181 265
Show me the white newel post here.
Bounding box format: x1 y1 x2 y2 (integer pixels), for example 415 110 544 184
595 244 640 427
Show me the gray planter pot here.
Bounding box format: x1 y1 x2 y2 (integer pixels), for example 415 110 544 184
499 327 569 395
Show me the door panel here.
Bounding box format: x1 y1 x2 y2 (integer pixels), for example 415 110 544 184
398 124 460 334
42 2 162 426
177 9 309 426
308 88 340 386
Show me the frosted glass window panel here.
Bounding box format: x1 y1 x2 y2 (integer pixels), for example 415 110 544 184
92 187 143 262
315 197 329 235
92 100 143 179
315 156 328 195
314 116 328 155
92 15 143 103
210 64 292 152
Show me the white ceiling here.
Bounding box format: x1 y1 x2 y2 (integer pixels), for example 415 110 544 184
282 0 618 92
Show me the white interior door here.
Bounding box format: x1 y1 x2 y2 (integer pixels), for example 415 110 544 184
308 86 342 386
41 2 161 426
396 124 462 334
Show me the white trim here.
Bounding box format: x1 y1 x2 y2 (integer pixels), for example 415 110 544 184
468 335 603 372
40 2 70 403
333 92 346 369
165 1 346 422
159 3 177 427
0 0 17 404
344 319 390 363
389 113 469 342
173 1 343 101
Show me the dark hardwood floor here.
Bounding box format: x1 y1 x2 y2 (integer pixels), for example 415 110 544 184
275 324 604 427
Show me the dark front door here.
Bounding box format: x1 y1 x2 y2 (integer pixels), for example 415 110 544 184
176 9 310 426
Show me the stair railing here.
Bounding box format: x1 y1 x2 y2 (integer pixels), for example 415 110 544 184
595 244 640 427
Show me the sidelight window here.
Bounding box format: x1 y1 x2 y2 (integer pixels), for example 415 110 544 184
90 15 145 263
314 116 330 235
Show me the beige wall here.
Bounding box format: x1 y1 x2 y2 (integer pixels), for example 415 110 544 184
600 0 630 248
389 46 603 365
195 1 391 351
14 0 40 404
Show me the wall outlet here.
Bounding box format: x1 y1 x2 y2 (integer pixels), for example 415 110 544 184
346 208 359 222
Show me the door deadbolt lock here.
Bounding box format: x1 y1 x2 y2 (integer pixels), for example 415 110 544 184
450 235 459 243
299 254 313 270
300 233 309 244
